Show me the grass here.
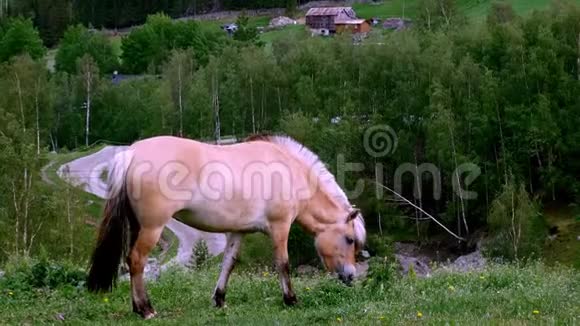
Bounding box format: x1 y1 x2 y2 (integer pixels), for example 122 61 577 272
44 145 107 219
543 203 580 269
353 0 580 19
260 24 307 44
0 261 578 324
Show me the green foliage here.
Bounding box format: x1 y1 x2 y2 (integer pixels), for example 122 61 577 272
486 182 545 260
121 14 225 74
0 17 45 62
238 233 273 268
0 258 85 292
288 225 318 267
366 234 394 258
192 240 210 269
55 24 118 74
234 12 262 46
364 256 398 289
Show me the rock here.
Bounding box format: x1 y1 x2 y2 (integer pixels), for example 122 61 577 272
296 265 318 275
360 250 371 259
355 261 369 278
445 250 486 272
269 16 296 28
120 258 160 282
383 18 412 31
395 254 431 277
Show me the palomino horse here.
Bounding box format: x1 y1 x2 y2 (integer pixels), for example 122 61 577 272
87 135 365 319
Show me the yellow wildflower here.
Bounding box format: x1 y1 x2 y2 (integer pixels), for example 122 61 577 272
417 311 423 318
8 291 13 296
479 276 485 280
379 316 385 320
103 297 109 303
262 271 270 277
336 317 342 322
448 285 455 292
533 310 540 315
305 287 311 291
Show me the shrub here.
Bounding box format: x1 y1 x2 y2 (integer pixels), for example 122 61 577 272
366 234 394 258
363 256 398 290
0 258 85 292
192 240 210 269
485 182 546 260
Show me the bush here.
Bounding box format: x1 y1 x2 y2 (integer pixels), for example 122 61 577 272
365 234 394 258
0 259 85 292
485 182 546 260
55 24 118 74
363 256 398 290
192 240 210 269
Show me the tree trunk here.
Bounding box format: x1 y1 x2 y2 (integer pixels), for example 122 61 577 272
212 73 221 142
178 62 183 137
250 76 255 133
85 69 92 147
35 78 41 155
14 71 26 132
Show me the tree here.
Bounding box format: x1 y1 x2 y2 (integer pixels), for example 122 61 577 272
487 1 516 26
163 49 195 137
76 55 100 147
0 17 45 62
233 12 261 45
55 24 118 74
121 13 222 74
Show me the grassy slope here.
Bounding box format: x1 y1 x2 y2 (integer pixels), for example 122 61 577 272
44 146 106 219
542 203 580 269
353 0 580 19
0 262 578 324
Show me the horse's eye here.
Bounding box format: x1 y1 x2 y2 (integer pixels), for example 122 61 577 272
345 236 354 245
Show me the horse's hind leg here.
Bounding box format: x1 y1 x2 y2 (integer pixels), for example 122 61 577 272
212 233 243 307
127 226 163 319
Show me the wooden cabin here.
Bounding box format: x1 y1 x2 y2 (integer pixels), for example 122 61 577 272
335 19 371 34
305 7 361 35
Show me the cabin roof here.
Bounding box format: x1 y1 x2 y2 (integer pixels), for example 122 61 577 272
306 7 355 17
335 19 366 25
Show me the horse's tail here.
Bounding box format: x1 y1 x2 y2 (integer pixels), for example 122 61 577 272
87 149 137 293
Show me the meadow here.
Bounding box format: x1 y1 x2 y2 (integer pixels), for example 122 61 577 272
0 260 577 324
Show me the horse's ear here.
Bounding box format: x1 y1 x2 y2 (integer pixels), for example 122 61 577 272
346 209 360 222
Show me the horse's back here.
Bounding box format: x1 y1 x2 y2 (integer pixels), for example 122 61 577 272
125 136 302 232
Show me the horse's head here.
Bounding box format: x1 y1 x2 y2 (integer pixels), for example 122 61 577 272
314 209 365 285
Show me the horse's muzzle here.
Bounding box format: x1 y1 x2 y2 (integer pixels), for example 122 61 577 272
337 264 356 286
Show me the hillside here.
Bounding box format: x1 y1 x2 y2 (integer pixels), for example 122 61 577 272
353 0 580 19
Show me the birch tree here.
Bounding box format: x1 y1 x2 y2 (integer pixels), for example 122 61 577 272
76 54 99 147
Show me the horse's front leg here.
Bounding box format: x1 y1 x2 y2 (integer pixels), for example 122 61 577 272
270 224 297 306
212 233 243 307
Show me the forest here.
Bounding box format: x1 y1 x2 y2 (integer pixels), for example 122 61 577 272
0 0 300 46
1 0 579 266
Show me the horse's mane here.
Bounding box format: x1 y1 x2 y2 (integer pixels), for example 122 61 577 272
245 134 366 247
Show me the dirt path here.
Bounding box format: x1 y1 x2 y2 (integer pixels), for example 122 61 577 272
57 146 226 270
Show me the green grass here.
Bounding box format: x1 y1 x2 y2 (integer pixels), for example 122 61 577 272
353 0 580 19
109 35 123 58
44 146 107 219
543 203 580 269
260 24 307 44
0 262 578 324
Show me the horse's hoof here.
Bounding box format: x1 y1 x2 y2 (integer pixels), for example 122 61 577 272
213 289 226 308
283 294 298 306
143 310 157 320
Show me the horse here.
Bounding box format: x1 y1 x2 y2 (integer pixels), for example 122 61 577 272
86 134 366 319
